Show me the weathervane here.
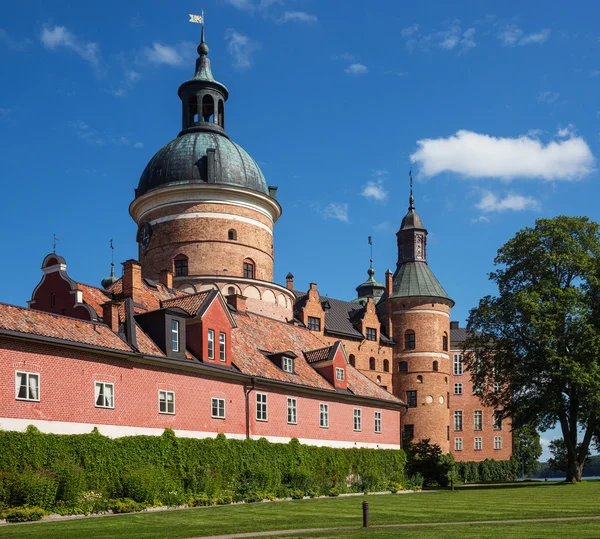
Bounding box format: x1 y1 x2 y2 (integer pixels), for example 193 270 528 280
53 234 59 254
409 168 415 210
368 236 373 268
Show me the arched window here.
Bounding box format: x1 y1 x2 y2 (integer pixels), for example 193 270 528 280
443 332 448 351
349 354 356 367
189 95 198 124
174 254 189 277
399 361 408 373
404 330 416 350
383 359 390 372
227 286 236 296
417 375 423 383
202 94 214 122
243 259 255 279
369 357 376 370
433 360 439 372
228 229 237 241
218 99 224 127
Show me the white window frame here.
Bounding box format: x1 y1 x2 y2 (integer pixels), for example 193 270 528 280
453 354 463 375
374 411 382 433
353 408 362 431
15 371 40 402
207 329 215 359
256 392 268 421
171 319 180 352
493 381 502 394
219 332 226 362
454 383 463 395
282 356 294 373
493 411 503 431
287 397 297 424
159 390 175 414
335 367 344 381
494 436 502 450
95 381 114 409
474 437 482 451
454 410 463 431
455 437 463 451
474 410 483 431
211 397 225 419
319 403 329 428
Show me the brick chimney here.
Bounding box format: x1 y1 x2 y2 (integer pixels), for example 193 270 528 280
159 269 173 289
122 260 142 302
226 294 247 313
286 272 294 290
385 269 393 298
102 301 119 332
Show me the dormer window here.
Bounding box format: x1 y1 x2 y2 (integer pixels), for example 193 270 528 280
171 320 180 352
366 327 377 341
219 332 226 362
307 316 321 331
335 367 345 381
282 356 294 373
208 329 215 359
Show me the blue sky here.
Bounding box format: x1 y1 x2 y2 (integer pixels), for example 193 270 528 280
1 0 599 460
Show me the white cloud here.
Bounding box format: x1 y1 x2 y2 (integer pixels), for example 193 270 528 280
143 42 195 67
557 125 575 138
538 91 560 105
71 121 142 148
402 21 476 53
498 25 550 46
401 24 420 38
476 191 540 213
225 29 259 70
279 11 317 24
361 179 388 202
373 221 393 231
323 203 349 223
345 63 368 75
224 0 256 12
471 215 491 223
133 141 144 149
40 26 100 67
411 129 595 181
0 28 32 51
519 29 551 45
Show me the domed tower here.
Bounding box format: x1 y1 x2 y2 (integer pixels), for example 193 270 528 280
389 174 454 452
129 27 295 319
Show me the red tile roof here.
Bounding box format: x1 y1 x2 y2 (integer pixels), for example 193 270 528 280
134 323 166 357
108 278 185 314
304 346 332 363
77 283 111 318
161 291 211 316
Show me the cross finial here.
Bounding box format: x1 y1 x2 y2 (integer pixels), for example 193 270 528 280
53 234 59 254
109 239 115 277
408 168 415 211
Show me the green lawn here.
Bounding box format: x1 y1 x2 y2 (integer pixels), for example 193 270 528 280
2 482 600 539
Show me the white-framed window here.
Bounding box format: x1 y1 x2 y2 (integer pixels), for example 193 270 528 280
256 393 268 421
207 329 215 359
475 437 482 450
335 367 345 381
494 436 502 450
95 382 114 409
287 397 297 424
353 408 362 431
493 411 503 430
454 410 463 431
282 356 294 373
319 403 329 428
453 354 463 375
171 319 180 352
219 332 226 362
15 371 39 401
474 410 483 431
454 383 463 395
374 411 382 433
455 437 463 451
159 390 175 414
211 397 225 418
493 381 502 394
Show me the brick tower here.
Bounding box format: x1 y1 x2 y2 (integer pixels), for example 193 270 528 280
385 174 454 452
128 27 294 320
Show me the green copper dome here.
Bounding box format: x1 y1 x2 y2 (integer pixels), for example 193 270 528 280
390 262 453 303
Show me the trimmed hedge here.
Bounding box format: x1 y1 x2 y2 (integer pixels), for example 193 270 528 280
455 459 518 483
0 426 406 507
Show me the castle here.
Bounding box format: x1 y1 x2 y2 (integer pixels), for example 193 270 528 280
0 28 510 461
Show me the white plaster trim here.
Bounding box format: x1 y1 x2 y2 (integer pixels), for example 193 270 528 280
42 263 67 274
149 212 273 235
394 352 450 359
250 434 399 450
391 309 450 317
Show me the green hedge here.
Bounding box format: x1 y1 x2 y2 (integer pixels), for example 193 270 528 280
0 426 406 508
455 459 518 483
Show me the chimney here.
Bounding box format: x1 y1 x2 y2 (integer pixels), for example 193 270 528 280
102 301 120 332
226 293 247 313
286 272 294 290
385 269 393 297
122 260 142 302
450 321 459 330
159 269 173 289
124 297 138 349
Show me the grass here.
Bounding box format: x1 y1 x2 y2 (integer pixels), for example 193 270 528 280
2 482 600 539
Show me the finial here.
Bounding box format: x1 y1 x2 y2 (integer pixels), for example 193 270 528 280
53 234 59 254
408 168 415 211
102 239 118 289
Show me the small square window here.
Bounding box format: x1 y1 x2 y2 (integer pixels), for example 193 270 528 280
207 329 215 359
212 397 225 418
256 393 268 421
353 408 362 431
219 332 226 362
454 383 463 395
174 258 188 277
307 316 321 331
283 356 294 373
335 367 344 381
374 411 382 433
15 372 39 401
455 437 463 451
406 390 417 408
287 398 297 424
159 390 175 414
319 403 329 428
475 437 482 451
366 327 377 341
95 382 114 409
243 261 255 279
171 320 180 352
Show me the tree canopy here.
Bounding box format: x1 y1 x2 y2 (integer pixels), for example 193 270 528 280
464 216 600 482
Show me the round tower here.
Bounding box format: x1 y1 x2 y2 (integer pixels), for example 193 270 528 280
129 27 294 319
389 174 454 452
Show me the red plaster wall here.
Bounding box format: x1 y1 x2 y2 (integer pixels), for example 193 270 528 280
30 272 93 321
186 297 233 365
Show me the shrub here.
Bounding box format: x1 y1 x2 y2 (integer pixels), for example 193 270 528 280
5 506 46 523
110 498 146 514
388 481 403 493
55 463 86 506
328 487 340 497
188 493 211 507
7 469 59 509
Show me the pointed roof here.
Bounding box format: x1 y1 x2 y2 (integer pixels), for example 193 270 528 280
399 170 424 231
391 262 453 303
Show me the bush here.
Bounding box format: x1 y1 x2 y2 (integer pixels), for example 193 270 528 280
5 506 46 523
388 481 403 493
188 493 210 507
455 459 517 483
7 469 59 509
110 498 146 514
405 439 453 487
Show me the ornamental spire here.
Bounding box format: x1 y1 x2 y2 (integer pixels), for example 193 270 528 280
409 168 415 211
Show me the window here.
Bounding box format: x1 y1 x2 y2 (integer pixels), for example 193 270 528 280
228 229 237 241
256 393 268 421
366 327 377 341
243 260 255 279
406 390 417 408
227 286 236 296
399 361 408 373
95 382 114 409
159 390 175 414
404 424 414 441
349 354 356 367
404 330 416 350
455 437 463 451
494 436 502 450
207 329 215 359
171 320 180 352
474 410 483 431
174 257 188 277
369 357 376 370
219 332 226 362
474 437 482 451
50 293 55 308
374 411 382 433
432 360 439 372
447 425 450 441
383 359 389 372
353 408 362 431
493 381 502 394
211 397 225 418
417 375 423 383
335 367 344 381
454 410 463 431
287 398 297 424
443 333 448 351
453 354 463 375
319 403 329 428
15 372 39 401
493 411 503 431
202 94 214 122
454 383 463 395
307 316 321 331
283 356 294 373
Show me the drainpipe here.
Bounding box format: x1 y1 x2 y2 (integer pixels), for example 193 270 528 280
244 377 257 440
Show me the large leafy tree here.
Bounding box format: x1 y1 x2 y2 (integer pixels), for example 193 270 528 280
512 425 542 477
465 216 600 482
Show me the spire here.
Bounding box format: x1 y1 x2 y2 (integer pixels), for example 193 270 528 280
409 168 415 210
101 239 119 290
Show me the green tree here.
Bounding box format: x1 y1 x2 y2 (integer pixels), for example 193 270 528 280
405 438 453 487
465 216 600 482
512 426 542 477
548 438 591 474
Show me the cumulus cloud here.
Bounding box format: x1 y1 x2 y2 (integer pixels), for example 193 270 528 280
402 20 476 53
345 63 368 75
411 129 595 181
361 179 388 202
278 11 317 24
143 41 195 67
498 25 550 46
476 191 540 213
323 203 349 223
225 29 259 70
40 25 100 67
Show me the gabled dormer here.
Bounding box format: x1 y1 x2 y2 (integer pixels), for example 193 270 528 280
304 341 348 390
299 283 324 333
360 297 381 343
135 306 188 360
264 350 297 374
